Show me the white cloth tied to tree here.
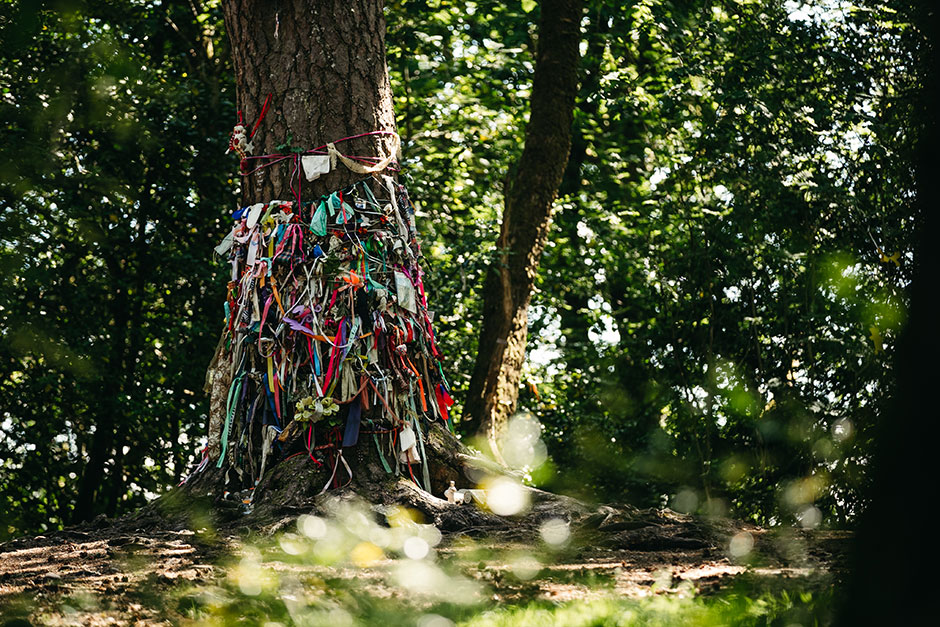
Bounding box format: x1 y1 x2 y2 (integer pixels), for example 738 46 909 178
328 134 400 174
399 425 421 463
395 271 418 313
300 133 401 181
301 155 331 181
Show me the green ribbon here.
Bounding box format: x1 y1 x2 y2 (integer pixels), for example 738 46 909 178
373 431 392 474
217 372 246 468
311 201 327 236
361 179 380 208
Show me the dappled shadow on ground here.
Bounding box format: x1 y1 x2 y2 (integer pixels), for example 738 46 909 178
0 489 850 626
0 527 227 624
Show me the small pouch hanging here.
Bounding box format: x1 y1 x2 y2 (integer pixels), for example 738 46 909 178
301 154 331 181
395 271 418 314
399 425 421 463
311 201 328 236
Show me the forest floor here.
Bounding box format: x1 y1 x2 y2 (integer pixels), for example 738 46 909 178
0 485 851 626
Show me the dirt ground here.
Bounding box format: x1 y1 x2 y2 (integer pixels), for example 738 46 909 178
0 488 851 626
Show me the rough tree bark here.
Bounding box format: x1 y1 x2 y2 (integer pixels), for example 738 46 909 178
205 0 397 463
464 0 583 456
222 0 397 201
198 0 480 507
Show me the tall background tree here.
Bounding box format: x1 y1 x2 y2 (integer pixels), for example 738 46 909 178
461 0 583 458
515 0 918 523
841 0 937 621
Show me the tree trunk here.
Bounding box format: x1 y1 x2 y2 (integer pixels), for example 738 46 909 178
72 284 129 522
838 1 937 622
195 0 478 507
207 0 397 461
222 0 397 201
464 0 583 457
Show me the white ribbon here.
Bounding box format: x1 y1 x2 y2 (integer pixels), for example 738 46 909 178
327 133 401 175
319 450 353 494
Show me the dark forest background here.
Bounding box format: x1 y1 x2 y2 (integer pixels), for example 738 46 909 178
0 0 926 540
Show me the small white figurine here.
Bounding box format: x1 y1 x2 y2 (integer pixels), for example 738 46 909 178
445 481 457 504
445 481 465 505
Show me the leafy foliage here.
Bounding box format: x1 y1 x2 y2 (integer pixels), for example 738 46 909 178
0 0 233 537
389 0 921 527
0 0 927 537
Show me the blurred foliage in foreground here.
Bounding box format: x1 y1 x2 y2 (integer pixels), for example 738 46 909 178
0 0 927 537
0 496 839 625
180 500 835 626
